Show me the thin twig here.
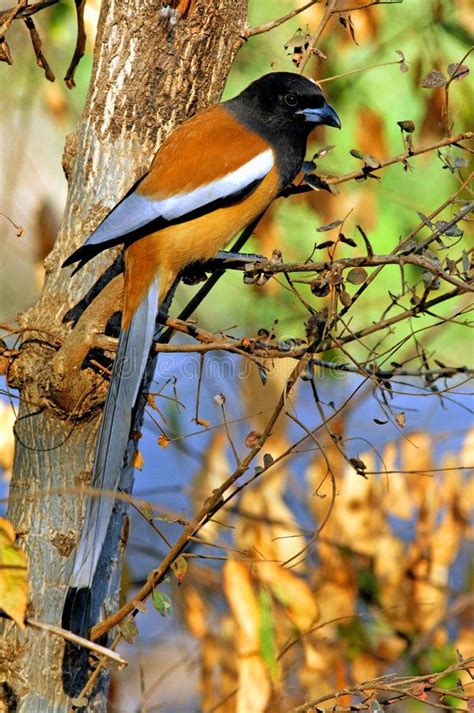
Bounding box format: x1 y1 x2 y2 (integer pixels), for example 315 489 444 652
244 0 320 38
26 617 127 668
333 0 403 12
0 0 27 37
0 0 57 25
298 0 339 75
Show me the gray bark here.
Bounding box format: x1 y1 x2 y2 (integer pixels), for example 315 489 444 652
1 1 248 710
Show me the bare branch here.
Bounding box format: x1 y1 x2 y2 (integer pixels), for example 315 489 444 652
298 0 339 74
26 617 127 668
244 0 320 38
0 0 58 25
0 0 27 37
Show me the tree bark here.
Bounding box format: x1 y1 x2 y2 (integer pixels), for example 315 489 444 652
1 1 248 710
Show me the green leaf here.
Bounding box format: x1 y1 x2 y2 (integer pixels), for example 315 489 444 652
119 617 138 644
0 518 28 629
259 588 279 685
152 589 173 617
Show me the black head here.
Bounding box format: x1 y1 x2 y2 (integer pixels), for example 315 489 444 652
235 72 341 133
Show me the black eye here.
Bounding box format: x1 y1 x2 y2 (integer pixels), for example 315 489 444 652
284 93 298 107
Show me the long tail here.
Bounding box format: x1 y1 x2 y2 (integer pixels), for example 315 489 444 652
62 278 159 636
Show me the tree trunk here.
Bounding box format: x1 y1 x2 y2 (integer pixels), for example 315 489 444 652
1 1 247 710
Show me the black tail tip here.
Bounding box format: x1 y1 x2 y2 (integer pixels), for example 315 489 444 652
62 246 92 272
62 586 92 639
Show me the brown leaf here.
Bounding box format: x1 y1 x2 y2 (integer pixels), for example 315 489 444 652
357 225 374 257
395 412 406 428
311 280 330 297
339 14 358 45
349 457 367 474
171 555 188 584
304 173 340 195
313 144 335 159
339 234 357 247
157 434 170 448
245 430 262 448
397 120 415 133
339 290 352 307
316 220 342 233
0 39 13 65
146 393 158 410
194 417 211 428
350 149 381 168
420 69 447 88
346 267 368 285
263 453 274 468
417 211 433 228
131 449 144 469
314 239 335 250
447 63 469 81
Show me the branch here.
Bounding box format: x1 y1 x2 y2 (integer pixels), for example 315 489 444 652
205 251 474 293
333 0 403 12
298 0 339 74
330 133 474 187
24 15 55 81
90 335 325 641
288 656 474 712
0 0 58 25
283 133 473 198
26 617 127 668
0 0 27 37
64 0 87 89
322 286 465 350
244 0 320 38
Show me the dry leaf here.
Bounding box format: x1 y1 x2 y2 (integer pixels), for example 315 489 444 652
346 267 368 285
157 434 170 448
339 290 352 307
350 148 381 168
420 69 447 88
257 562 319 631
194 417 210 428
171 555 188 584
395 412 406 428
131 449 144 469
316 220 343 232
447 63 469 81
245 431 262 448
397 120 415 133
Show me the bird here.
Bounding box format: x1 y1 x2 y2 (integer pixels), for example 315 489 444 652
61 72 341 636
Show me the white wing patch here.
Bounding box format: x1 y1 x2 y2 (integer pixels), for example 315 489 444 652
157 148 274 220
85 149 274 248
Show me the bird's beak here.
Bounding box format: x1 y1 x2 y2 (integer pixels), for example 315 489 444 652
297 102 341 129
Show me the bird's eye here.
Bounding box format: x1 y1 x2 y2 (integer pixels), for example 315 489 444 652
284 93 298 107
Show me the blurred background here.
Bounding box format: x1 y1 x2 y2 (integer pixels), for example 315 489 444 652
0 0 473 711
